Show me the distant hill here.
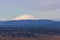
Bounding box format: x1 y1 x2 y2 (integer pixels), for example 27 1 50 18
0 20 60 28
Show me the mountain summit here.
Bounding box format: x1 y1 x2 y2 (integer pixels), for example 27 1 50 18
13 15 38 20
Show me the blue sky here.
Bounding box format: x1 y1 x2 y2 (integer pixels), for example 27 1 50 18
0 0 60 20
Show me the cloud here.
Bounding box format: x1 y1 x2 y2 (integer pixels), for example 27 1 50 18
0 0 16 8
0 18 6 21
31 9 60 20
13 15 39 20
17 0 60 11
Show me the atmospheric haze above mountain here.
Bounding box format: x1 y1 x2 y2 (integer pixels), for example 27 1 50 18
0 0 60 21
